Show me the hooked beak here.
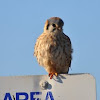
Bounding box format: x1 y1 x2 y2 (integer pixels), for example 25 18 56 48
56 25 62 31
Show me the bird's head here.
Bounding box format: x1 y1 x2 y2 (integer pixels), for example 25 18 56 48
44 17 64 34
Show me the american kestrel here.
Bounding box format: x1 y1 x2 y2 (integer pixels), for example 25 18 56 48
34 17 73 79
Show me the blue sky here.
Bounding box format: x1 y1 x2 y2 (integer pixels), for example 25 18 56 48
0 0 100 99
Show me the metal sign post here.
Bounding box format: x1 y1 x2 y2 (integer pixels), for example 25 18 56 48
0 74 96 100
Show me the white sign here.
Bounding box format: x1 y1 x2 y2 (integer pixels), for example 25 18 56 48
0 74 96 100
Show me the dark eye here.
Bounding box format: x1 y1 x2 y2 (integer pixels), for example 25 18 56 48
52 24 56 27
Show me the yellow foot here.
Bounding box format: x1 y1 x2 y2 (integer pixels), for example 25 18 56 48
48 73 58 79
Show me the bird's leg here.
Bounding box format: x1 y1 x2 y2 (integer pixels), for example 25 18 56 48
48 68 58 79
49 73 58 79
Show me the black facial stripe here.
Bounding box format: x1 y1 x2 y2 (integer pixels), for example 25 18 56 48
46 24 49 30
52 28 56 32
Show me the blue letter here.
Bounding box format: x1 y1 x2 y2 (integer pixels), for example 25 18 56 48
45 92 54 100
30 92 42 100
4 93 12 100
16 92 28 100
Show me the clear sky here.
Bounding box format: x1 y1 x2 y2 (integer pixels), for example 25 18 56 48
0 0 100 99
